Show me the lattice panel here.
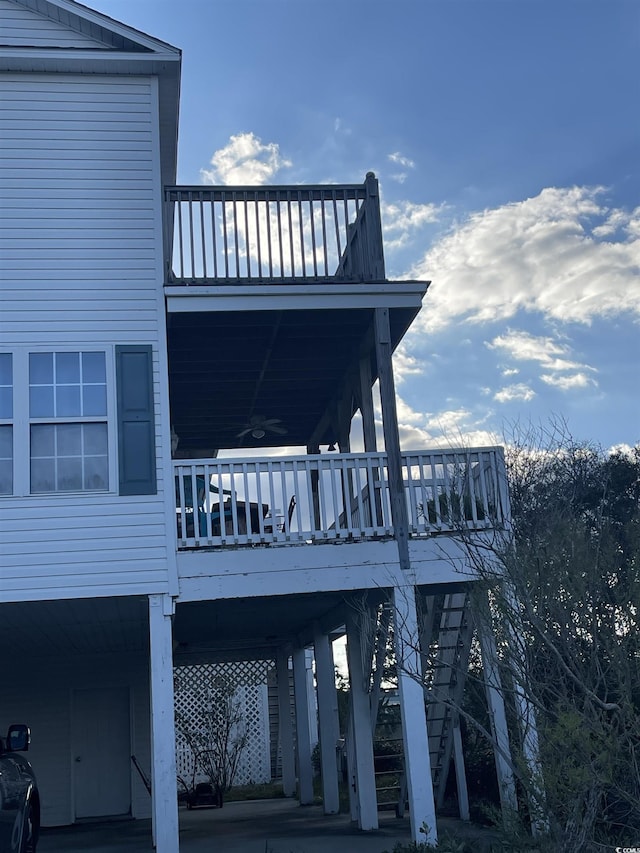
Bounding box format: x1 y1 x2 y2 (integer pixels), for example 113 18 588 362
174 661 272 787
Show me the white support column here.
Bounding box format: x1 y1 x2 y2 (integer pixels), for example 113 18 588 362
345 613 378 831
370 604 391 730
495 457 548 833
276 649 296 797
292 647 314 804
503 585 548 834
148 594 179 853
452 722 470 821
305 648 319 751
476 616 518 816
393 585 437 846
345 699 359 822
313 628 340 814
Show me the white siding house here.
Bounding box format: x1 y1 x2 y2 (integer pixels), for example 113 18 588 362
0 2 539 851
0 0 180 839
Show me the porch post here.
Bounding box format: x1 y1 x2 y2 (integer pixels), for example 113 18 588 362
476 607 518 816
358 354 384 528
503 584 548 833
305 648 319 751
306 444 322 531
364 172 385 280
292 647 314 804
345 612 378 830
148 594 179 853
496 454 547 832
369 603 391 729
452 721 470 821
358 354 377 454
345 697 359 821
393 584 437 846
276 648 296 797
313 627 340 814
374 307 410 569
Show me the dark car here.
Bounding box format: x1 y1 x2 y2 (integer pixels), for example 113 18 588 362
0 725 39 852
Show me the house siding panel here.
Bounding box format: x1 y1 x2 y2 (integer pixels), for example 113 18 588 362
0 0 108 48
0 73 172 601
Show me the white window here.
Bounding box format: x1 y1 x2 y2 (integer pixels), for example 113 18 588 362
0 353 12 495
29 351 109 493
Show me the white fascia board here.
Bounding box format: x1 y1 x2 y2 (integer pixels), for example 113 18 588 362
0 50 181 71
177 557 471 603
165 282 428 314
175 537 476 603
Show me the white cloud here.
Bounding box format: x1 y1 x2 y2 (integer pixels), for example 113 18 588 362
608 443 637 458
502 368 519 377
625 208 640 239
201 132 292 185
379 395 499 450
494 383 536 403
393 345 424 383
388 151 415 170
424 407 473 433
487 330 594 372
487 330 598 392
333 117 351 135
592 209 629 238
396 397 426 425
411 187 640 333
540 372 595 390
382 199 445 249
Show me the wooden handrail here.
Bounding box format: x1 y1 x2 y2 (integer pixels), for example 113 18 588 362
173 447 506 549
163 175 385 284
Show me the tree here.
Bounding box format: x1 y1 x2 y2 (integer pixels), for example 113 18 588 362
174 672 248 808
458 428 640 851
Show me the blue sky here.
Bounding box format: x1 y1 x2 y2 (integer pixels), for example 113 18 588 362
92 0 639 453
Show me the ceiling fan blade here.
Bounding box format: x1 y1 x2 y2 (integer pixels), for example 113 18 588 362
236 427 252 438
267 425 288 435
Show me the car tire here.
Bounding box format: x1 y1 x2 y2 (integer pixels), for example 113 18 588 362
20 801 36 853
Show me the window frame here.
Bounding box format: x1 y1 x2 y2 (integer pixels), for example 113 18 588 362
1 347 118 498
0 352 13 496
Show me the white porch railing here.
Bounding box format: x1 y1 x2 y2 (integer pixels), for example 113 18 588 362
164 173 384 284
174 447 507 550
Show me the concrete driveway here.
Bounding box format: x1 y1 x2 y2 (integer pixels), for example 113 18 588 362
38 798 497 852
38 798 414 853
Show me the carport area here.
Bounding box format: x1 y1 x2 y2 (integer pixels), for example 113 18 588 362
39 797 496 852
39 800 413 852
38 799 495 853
0 596 153 829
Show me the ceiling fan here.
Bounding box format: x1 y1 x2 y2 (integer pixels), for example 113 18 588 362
236 415 288 440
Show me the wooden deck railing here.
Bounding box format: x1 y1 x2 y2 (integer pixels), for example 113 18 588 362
164 173 384 284
174 447 507 549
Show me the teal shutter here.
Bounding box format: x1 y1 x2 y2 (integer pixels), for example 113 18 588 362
116 345 157 496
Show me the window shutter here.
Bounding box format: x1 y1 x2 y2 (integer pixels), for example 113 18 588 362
116 345 157 496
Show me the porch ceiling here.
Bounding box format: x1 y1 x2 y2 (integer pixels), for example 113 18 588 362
167 304 419 453
0 590 387 663
0 597 149 657
173 589 386 661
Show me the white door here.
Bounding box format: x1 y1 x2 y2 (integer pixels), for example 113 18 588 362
72 686 131 819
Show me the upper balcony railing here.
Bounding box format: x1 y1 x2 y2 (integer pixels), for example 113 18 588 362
174 447 508 550
164 173 385 285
